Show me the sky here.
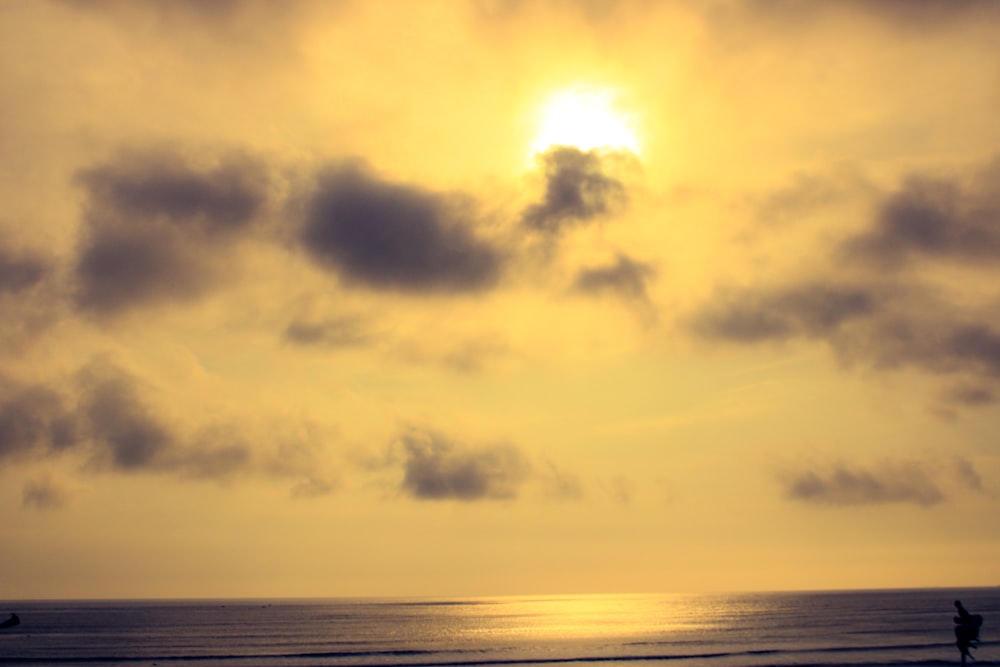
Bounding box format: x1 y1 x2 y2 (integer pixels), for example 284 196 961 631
1 0 1000 600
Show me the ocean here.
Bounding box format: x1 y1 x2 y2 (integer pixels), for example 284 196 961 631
0 588 994 667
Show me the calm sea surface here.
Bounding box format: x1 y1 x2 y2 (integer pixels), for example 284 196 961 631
0 589 995 667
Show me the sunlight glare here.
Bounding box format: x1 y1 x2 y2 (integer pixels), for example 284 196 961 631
531 87 640 157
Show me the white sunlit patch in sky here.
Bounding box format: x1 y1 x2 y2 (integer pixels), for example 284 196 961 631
531 87 641 157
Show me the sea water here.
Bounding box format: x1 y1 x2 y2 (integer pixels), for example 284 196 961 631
0 588 995 667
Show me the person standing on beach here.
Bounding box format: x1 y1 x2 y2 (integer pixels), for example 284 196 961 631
954 600 983 665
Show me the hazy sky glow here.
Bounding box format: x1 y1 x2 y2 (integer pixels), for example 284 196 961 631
2 0 1000 600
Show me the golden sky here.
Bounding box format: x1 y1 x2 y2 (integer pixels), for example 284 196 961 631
1 0 999 599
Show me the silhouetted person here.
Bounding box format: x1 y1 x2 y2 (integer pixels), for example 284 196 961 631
0 613 18 629
954 600 983 665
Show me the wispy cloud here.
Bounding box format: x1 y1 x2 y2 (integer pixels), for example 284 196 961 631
783 460 947 508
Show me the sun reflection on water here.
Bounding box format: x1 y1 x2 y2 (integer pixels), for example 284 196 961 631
423 594 741 644
360 591 798 667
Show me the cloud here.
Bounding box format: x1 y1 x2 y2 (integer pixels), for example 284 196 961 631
953 457 983 491
76 361 177 471
604 475 633 506
0 359 333 500
283 316 371 347
74 231 212 316
941 382 996 408
784 461 945 507
692 282 877 343
0 246 49 294
62 0 257 21
573 254 655 301
539 459 585 500
440 336 510 374
0 241 60 348
78 152 269 236
722 0 1000 30
0 381 79 463
171 429 252 480
56 0 325 38
826 314 1000 382
73 151 270 316
690 155 1000 411
842 172 1000 268
75 362 325 487
946 324 1000 376
291 476 335 499
691 279 1000 409
21 474 73 510
301 164 503 293
849 0 1000 27
0 366 249 484
747 169 875 231
395 430 529 501
521 147 627 234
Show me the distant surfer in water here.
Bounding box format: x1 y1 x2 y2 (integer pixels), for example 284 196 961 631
0 613 18 629
954 600 983 665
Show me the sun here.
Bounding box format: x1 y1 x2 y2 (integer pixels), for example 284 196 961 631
531 87 640 157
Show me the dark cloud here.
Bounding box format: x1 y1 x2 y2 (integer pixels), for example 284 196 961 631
521 147 627 234
73 151 270 316
573 254 655 301
785 461 945 507
842 175 1000 268
832 315 1000 381
849 0 1000 27
78 153 268 237
396 430 529 501
75 229 215 316
0 242 58 347
0 367 194 478
946 324 1000 377
0 247 49 294
691 156 1000 410
302 165 503 293
0 382 79 463
77 362 174 471
284 316 370 347
691 278 1000 409
692 283 877 343
75 363 299 484
0 360 333 502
